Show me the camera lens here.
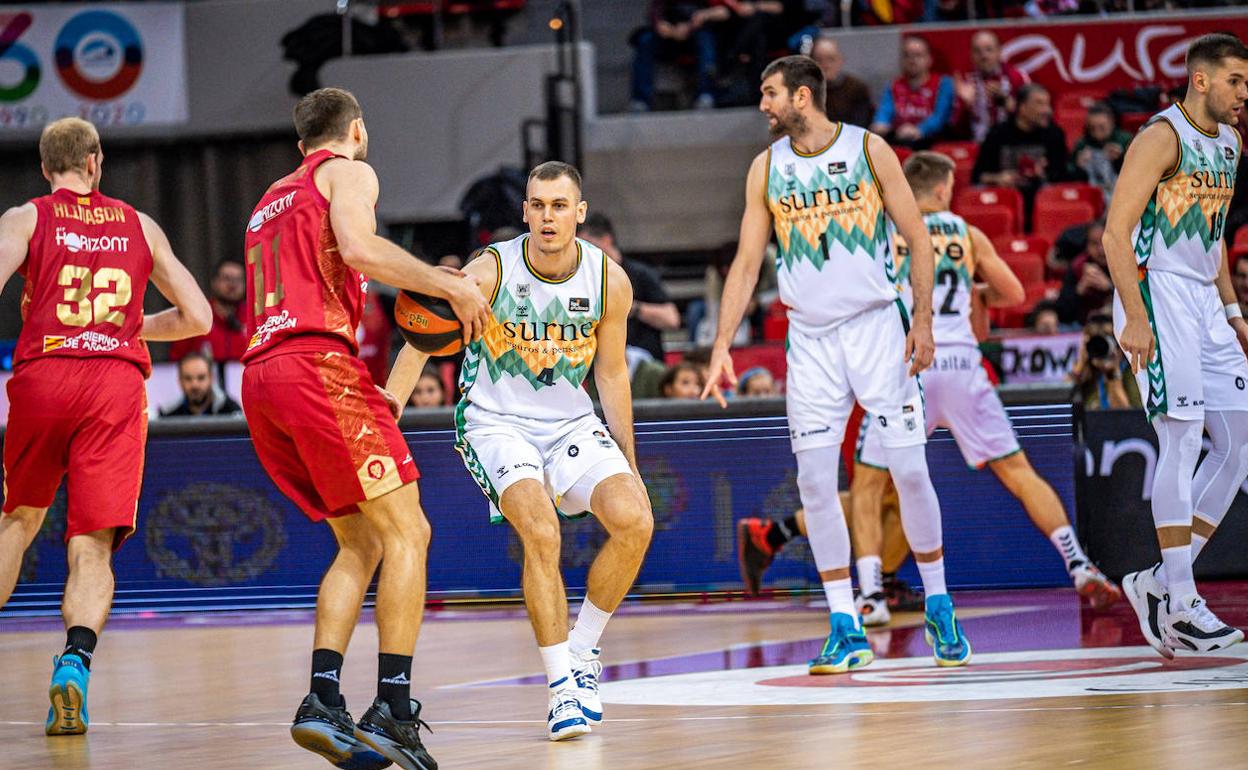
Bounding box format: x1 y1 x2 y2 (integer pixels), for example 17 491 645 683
1086 334 1110 360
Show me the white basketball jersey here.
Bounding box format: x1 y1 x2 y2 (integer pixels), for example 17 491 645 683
457 234 605 422
1133 103 1240 284
892 210 978 349
766 124 899 335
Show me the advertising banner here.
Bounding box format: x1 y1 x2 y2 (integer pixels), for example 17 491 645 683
0 4 186 130
998 332 1082 384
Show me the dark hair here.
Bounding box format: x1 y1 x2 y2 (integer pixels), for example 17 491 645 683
528 161 582 194
683 348 713 367
293 87 362 147
761 55 827 114
659 361 701 395
213 257 244 277
1186 33 1248 74
1015 83 1048 107
903 151 956 196
581 212 614 239
1086 100 1116 121
177 350 214 373
1025 299 1060 328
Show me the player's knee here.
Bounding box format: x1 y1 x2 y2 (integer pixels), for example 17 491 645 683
613 506 653 550
4 506 46 540
851 465 889 496
515 513 562 557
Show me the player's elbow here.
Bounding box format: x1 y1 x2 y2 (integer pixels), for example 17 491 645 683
337 233 375 273
999 282 1026 307
185 294 213 336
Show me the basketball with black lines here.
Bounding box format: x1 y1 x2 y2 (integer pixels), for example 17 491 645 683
395 291 464 356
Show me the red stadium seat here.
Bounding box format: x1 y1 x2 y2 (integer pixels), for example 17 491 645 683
1033 199 1095 245
1121 112 1151 134
955 187 1024 232
992 234 1051 264
1232 226 1248 253
893 145 913 165
1002 253 1044 286
958 204 1016 239
931 141 978 168
990 283 1052 329
1036 183 1105 219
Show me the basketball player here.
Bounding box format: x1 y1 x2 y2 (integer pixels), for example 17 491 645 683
388 161 654 741
0 118 212 734
1107 33 1248 657
851 151 1120 623
702 55 972 673
243 88 487 770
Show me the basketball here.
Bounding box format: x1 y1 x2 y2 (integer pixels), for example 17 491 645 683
394 290 464 356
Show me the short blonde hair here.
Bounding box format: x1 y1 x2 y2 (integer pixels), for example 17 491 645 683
39 118 100 175
903 151 956 197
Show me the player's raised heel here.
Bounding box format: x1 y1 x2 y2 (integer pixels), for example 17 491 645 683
1122 564 1174 659
855 592 892 627
1071 562 1122 610
737 518 779 596
45 654 90 736
354 698 437 770
924 595 972 667
808 612 874 675
291 693 393 770
547 683 592 741
571 648 603 725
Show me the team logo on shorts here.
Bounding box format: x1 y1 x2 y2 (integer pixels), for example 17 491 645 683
496 465 510 478
357 455 400 497
568 297 590 313
367 460 385 479
877 416 887 427
1236 377 1245 391
568 445 580 457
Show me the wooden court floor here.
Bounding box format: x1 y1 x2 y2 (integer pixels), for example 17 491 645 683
3 588 1247 769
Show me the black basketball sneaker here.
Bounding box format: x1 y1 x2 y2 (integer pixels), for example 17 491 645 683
355 698 438 770
290 693 392 770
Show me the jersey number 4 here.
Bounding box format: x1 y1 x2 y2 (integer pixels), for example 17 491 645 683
246 233 286 317
57 265 132 327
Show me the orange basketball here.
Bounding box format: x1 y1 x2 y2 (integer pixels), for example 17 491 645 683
394 291 464 356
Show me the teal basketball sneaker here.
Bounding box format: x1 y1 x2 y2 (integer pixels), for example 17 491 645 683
46 654 90 736
924 594 972 667
808 612 874 675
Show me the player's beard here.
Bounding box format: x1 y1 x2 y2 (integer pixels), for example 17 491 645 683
769 105 807 139
353 137 368 161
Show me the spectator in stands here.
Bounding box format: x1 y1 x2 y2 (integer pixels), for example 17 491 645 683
1026 299 1061 335
717 2 787 104
1047 220 1093 277
692 241 777 345
160 352 242 417
973 83 1070 229
409 364 447 408
169 258 249 363
870 36 955 149
581 213 680 361
1024 0 1078 17
738 367 779 397
630 1 726 111
811 36 873 127
660 361 704 399
1055 218 1110 325
954 30 1029 143
1072 102 1133 202
438 253 465 270
1071 314 1141 410
1233 257 1248 319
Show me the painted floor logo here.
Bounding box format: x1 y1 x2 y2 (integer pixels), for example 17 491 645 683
601 647 1248 706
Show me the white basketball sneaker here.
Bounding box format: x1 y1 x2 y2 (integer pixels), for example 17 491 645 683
547 684 591 742
571 648 603 725
1164 595 1245 653
1121 564 1173 659
855 592 891 627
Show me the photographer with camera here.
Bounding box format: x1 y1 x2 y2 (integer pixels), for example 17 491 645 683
1071 314 1141 410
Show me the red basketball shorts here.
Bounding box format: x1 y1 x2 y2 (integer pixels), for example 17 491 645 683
2 357 148 550
242 348 419 521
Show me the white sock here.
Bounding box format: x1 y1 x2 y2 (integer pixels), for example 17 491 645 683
1160 545 1197 603
917 559 947 597
1191 533 1210 561
1048 525 1089 572
822 578 857 620
857 556 884 597
538 641 574 691
568 598 611 655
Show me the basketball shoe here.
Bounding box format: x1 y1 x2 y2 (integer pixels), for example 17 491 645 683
808 612 874 674
855 592 891 627
1070 562 1122 610
546 681 591 741
571 648 603 725
737 518 779 596
354 698 437 770
924 595 972 667
1164 595 1245 653
45 653 90 735
291 693 393 770
1121 563 1173 659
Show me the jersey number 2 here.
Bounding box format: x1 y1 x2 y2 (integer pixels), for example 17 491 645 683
246 233 286 317
937 268 959 316
57 265 132 327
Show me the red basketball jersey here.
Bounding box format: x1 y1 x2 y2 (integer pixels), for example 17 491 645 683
13 188 152 377
242 149 366 363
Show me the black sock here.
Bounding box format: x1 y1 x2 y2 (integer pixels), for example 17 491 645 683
63 626 96 670
378 653 413 721
768 515 801 550
310 648 344 707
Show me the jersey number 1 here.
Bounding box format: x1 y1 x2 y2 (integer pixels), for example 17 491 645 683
246 233 285 318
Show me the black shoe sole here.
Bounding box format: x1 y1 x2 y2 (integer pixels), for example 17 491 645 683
354 726 436 770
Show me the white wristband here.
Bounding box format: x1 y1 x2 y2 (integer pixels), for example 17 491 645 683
1226 303 1243 321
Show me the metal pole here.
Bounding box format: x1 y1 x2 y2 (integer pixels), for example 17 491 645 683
337 0 352 57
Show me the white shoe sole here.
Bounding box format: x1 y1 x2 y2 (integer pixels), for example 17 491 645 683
1122 572 1174 660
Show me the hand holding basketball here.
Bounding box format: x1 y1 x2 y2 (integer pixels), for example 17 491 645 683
445 273 489 344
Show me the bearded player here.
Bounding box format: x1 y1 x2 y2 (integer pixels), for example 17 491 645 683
388 162 653 741
0 118 211 735
242 88 487 770
1108 33 1248 657
702 56 971 673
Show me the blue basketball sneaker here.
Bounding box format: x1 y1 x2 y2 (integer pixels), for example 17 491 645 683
571 648 603 725
924 594 972 667
46 654 90 735
291 693 393 770
546 680 591 741
808 612 874 674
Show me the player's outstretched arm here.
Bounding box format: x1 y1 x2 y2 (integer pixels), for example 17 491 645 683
870 132 934 375
0 204 35 294
969 225 1025 308
700 150 773 407
1103 122 1176 373
595 259 640 476
140 212 212 341
323 158 489 344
